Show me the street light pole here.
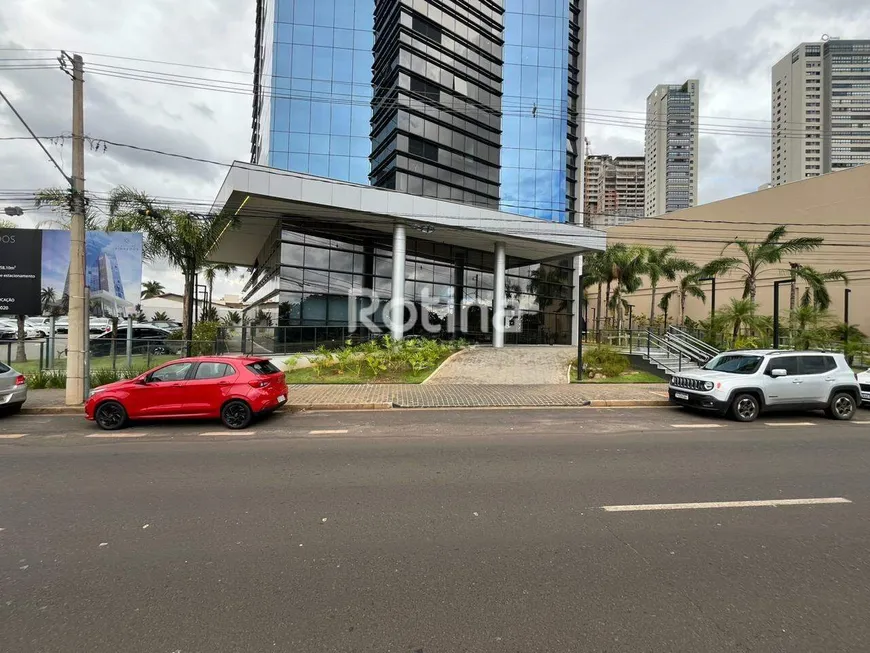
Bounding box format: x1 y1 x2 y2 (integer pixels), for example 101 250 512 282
844 287 851 351
772 279 791 349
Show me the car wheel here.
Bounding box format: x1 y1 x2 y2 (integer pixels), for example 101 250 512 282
221 400 253 430
95 401 128 430
826 392 856 421
730 393 760 422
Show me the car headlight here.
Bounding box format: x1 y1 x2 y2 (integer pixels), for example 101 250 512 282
89 387 107 397
703 381 715 391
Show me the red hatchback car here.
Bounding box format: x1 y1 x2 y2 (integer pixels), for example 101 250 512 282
85 357 288 430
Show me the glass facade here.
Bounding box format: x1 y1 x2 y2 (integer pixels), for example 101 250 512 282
502 0 570 221
264 0 375 183
247 0 584 345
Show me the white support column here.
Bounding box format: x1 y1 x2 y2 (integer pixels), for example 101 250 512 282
492 241 506 348
571 254 583 347
390 223 407 341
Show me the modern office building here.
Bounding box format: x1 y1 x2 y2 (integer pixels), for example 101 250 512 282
643 79 699 217
583 154 645 229
771 39 870 186
238 0 600 347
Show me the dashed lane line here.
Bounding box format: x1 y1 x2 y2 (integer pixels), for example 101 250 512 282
670 424 723 429
764 422 816 427
601 497 852 512
199 430 256 436
0 434 26 439
308 429 349 435
85 432 148 438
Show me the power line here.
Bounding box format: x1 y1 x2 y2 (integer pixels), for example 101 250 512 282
0 89 70 183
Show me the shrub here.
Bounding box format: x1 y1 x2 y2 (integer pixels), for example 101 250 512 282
581 345 629 378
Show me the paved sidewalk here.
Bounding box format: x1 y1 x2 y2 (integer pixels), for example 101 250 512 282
426 346 575 385
19 383 669 413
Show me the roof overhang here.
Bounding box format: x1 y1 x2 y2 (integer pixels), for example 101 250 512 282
208 162 605 267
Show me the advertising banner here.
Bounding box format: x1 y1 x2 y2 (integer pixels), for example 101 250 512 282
0 229 43 316
0 228 143 318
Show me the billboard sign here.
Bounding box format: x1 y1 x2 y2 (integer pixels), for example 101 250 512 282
0 229 43 316
0 228 143 317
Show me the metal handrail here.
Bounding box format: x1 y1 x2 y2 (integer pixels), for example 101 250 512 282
645 330 686 373
667 326 720 357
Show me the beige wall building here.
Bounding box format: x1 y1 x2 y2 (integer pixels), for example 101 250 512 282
644 79 700 217
601 164 870 331
583 154 645 230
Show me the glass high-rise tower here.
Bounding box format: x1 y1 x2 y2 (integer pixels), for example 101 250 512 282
246 0 587 344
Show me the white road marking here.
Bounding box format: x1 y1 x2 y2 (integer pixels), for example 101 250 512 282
308 429 349 435
670 424 722 429
199 430 256 436
85 432 147 438
764 422 816 427
851 420 870 425
0 433 26 439
601 497 852 512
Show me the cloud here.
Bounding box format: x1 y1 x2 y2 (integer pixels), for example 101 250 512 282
191 102 216 121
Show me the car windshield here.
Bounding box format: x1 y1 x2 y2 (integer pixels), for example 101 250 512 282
702 354 764 375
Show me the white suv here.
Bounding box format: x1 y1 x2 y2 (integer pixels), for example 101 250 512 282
669 350 861 422
858 369 870 407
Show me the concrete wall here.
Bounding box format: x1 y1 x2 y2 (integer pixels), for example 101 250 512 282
595 164 870 332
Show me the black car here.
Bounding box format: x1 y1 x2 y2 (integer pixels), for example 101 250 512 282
89 325 174 357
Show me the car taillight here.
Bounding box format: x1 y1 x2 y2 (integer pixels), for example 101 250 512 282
248 379 270 388
15 375 26 386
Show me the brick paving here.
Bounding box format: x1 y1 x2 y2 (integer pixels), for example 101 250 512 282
22 383 668 412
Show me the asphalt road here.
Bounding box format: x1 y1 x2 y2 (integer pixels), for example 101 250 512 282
2 407 870 652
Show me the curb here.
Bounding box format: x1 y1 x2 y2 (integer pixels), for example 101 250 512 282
21 407 82 415
421 347 470 385
587 399 671 408
291 402 393 411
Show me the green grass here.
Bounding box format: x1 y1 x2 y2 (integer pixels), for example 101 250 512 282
572 366 666 384
285 354 452 385
8 355 178 375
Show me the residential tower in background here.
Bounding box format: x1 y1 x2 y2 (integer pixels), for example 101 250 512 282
771 39 870 186
583 154 645 229
643 79 699 217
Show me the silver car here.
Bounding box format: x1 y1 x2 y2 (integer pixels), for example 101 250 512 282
0 362 27 414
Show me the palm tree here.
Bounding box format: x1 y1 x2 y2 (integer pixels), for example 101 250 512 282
107 186 238 341
200 305 219 323
644 246 694 323
658 293 672 329
201 263 236 312
790 305 835 350
659 266 705 327
141 280 165 300
606 245 646 331
40 287 57 315
529 264 571 337
222 311 242 327
152 311 170 322
718 298 768 345
14 315 26 363
710 226 823 302
34 188 103 230
582 251 608 333
795 267 848 310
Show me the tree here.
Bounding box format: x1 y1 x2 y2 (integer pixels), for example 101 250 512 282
41 287 58 315
107 186 238 343
222 310 242 327
659 266 705 327
711 226 823 302
14 315 26 363
581 251 608 333
528 264 571 338
34 188 103 230
151 311 170 322
0 218 15 229
201 263 236 312
130 305 147 323
718 298 768 345
141 280 165 300
644 246 694 324
790 305 835 350
201 305 219 322
795 267 848 310
605 245 646 331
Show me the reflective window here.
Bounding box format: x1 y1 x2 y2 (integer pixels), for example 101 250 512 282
194 363 234 380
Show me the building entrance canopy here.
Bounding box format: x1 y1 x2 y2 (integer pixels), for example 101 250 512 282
208 163 605 347
209 163 604 267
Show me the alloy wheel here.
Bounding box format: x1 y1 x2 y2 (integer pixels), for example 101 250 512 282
96 403 125 430
737 397 757 421
223 402 251 429
835 396 855 419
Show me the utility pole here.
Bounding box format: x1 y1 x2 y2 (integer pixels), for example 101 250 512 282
64 52 87 405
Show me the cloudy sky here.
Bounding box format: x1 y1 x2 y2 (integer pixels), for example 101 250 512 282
1 0 868 301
